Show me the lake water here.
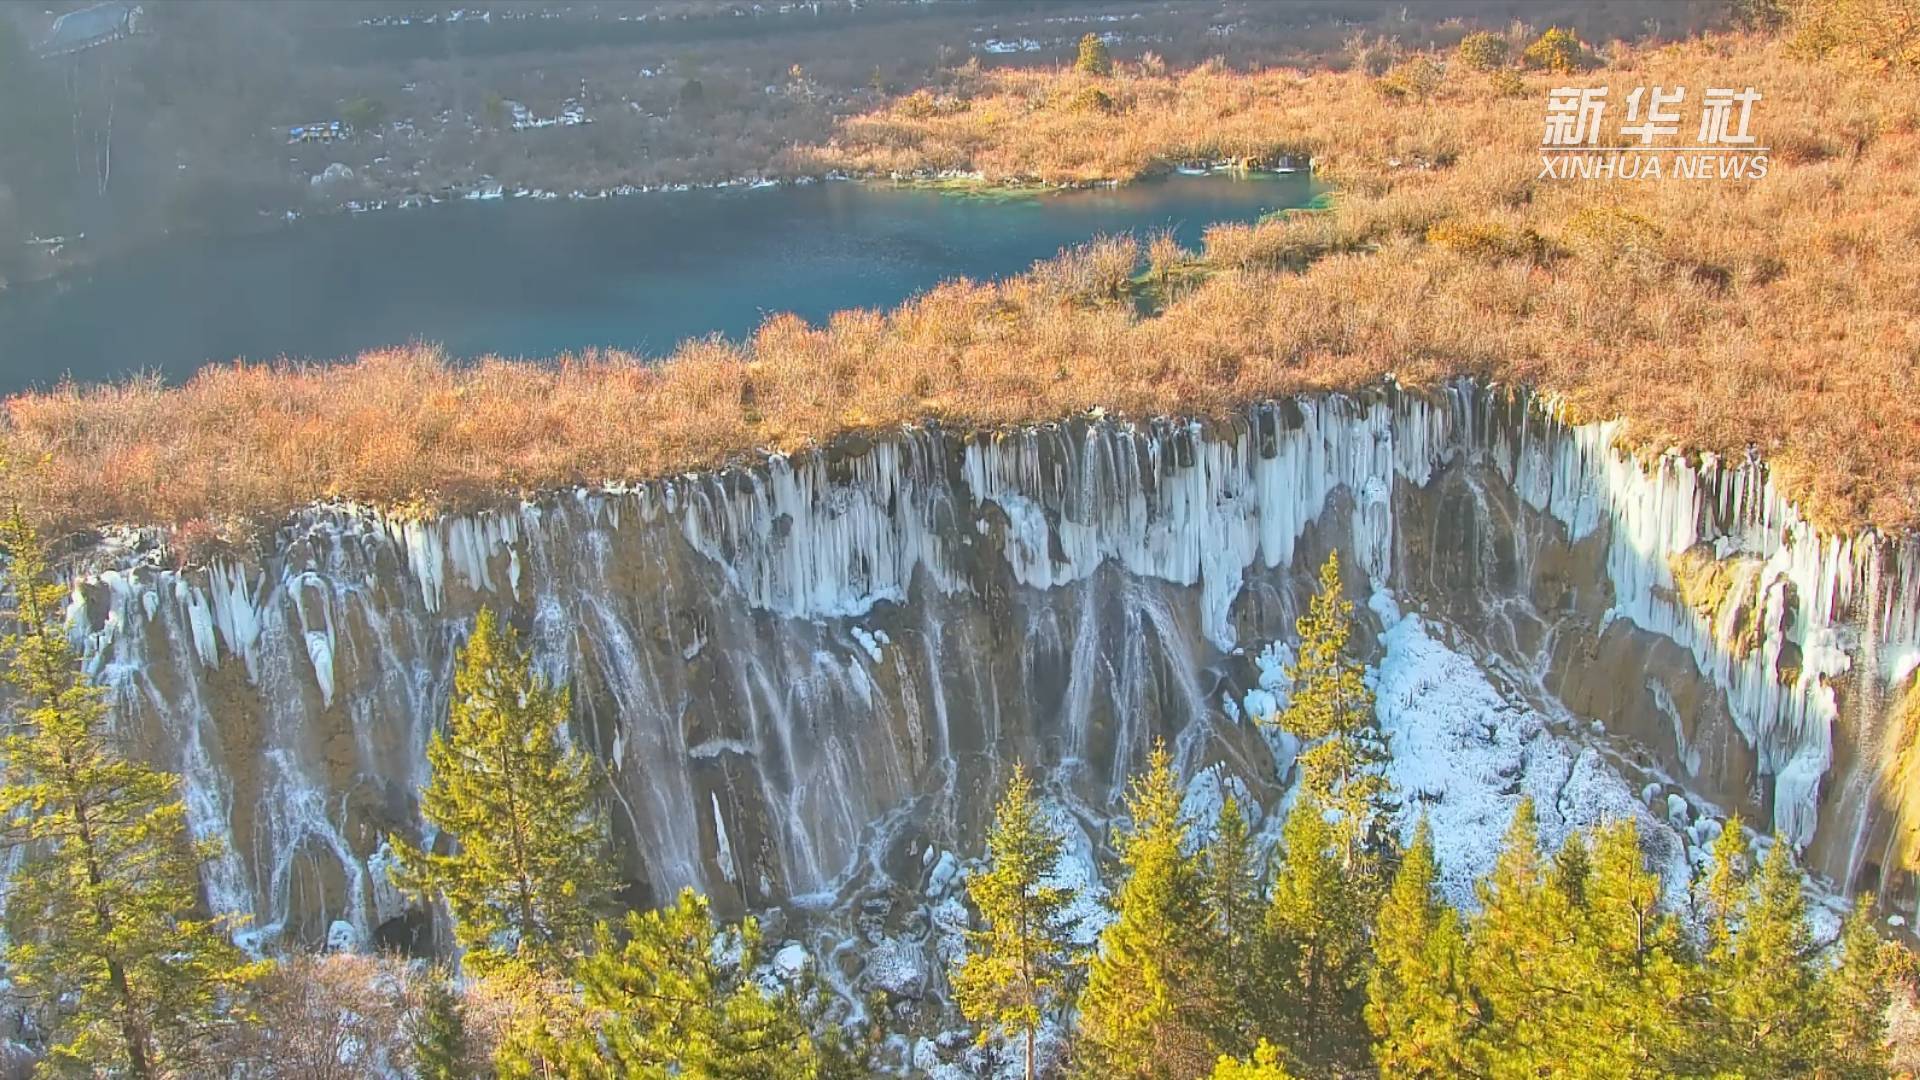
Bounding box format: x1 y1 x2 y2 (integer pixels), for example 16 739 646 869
0 173 1316 393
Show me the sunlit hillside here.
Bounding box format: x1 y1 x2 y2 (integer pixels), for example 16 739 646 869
8 27 1916 543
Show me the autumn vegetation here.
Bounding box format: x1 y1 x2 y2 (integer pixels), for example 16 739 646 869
6 10 1920 549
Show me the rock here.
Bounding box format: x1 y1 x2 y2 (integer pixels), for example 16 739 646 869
310 162 355 187
925 850 959 897
773 941 810 981
326 919 361 953
859 936 926 998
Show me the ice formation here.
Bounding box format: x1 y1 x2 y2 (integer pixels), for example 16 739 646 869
53 383 1919 952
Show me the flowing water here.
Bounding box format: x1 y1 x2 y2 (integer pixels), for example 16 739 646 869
0 173 1315 392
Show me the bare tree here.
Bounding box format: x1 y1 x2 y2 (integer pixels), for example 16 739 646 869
216 954 417 1080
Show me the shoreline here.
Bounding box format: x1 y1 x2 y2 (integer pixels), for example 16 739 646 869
4 159 1315 295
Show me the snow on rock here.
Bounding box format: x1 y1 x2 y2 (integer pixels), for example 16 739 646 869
772 941 810 982
1240 640 1294 725
1037 798 1111 946
930 894 971 968
1371 607 1689 910
1178 765 1262 853
310 162 355 187
859 935 928 998
925 850 960 898
326 919 361 952
852 625 884 662
366 840 409 928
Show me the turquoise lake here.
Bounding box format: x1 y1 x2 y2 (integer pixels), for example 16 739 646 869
0 172 1317 393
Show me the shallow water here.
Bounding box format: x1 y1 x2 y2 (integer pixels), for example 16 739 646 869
0 173 1315 393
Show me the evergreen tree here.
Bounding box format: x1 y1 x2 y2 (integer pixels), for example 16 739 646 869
412 966 471 1080
1824 895 1893 1079
1464 799 1577 1077
1699 816 1753 960
497 889 852 1079
390 607 615 976
0 506 260 1076
1706 835 1828 1076
1077 742 1217 1078
952 767 1078 1080
1365 818 1474 1078
1576 819 1692 1076
1208 1040 1297 1080
1199 794 1261 1053
1273 552 1393 882
1264 793 1370 1069
1074 33 1114 76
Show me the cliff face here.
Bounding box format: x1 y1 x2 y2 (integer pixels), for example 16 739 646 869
63 384 1920 952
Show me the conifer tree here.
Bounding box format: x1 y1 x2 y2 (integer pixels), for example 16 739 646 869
1824 895 1894 1079
1264 792 1369 1069
1365 818 1474 1078
1272 552 1393 882
1208 1040 1297 1080
953 767 1078 1080
1576 819 1692 1075
412 966 471 1080
0 506 260 1076
1464 799 1576 1077
1820 891 1896 1076
497 889 853 1078
1199 794 1261 1052
1699 816 1752 960
1077 742 1217 1078
390 606 614 976
1074 33 1113 76
1706 835 1829 1075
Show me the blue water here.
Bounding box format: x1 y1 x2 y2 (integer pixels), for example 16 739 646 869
0 173 1316 392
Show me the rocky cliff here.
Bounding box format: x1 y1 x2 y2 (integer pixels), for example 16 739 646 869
60 382 1920 959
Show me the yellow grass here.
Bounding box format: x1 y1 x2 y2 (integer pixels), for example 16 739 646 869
6 34 1920 545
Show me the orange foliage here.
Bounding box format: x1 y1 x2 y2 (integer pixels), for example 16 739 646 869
6 36 1919 541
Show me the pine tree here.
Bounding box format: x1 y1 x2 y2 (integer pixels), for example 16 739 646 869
1699 816 1752 959
1699 832 1828 1076
1365 818 1474 1078
1264 792 1370 1069
1074 33 1113 76
497 889 849 1078
1464 799 1577 1077
0 506 261 1076
1823 895 1893 1079
1077 742 1217 1078
953 767 1078 1080
1199 794 1261 1053
390 606 615 977
1576 819 1692 1076
1272 552 1394 883
1208 1040 1297 1080
412 966 471 1080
